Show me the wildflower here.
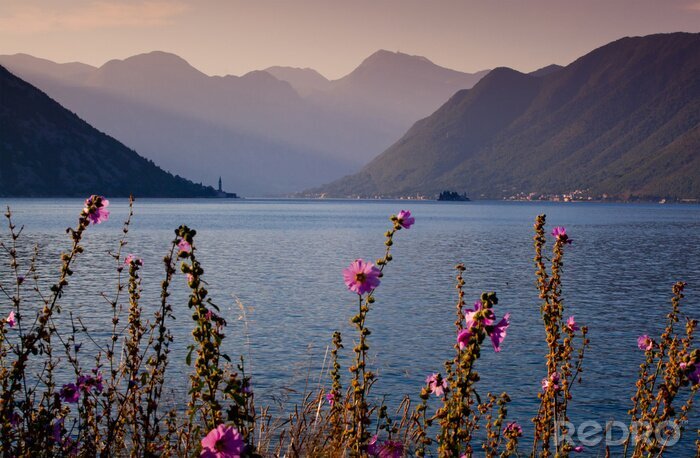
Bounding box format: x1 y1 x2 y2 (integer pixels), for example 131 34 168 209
503 421 523 436
426 373 448 396
201 424 245 458
326 392 336 406
488 313 510 352
566 316 579 332
542 372 560 392
78 372 104 393
178 239 192 253
396 210 415 229
680 362 700 385
573 445 584 453
367 435 380 456
551 226 572 244
17 275 24 285
59 383 80 403
457 327 473 350
377 441 403 458
6 310 16 328
343 259 381 295
458 299 510 352
637 334 654 351
83 195 110 225
124 254 143 266
52 418 64 443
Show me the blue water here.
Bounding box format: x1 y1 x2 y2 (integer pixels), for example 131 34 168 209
1 198 699 455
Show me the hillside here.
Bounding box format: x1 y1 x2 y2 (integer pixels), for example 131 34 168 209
0 51 489 195
0 65 222 197
312 33 700 201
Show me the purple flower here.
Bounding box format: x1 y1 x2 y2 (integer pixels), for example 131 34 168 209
178 239 192 253
426 373 448 397
343 259 381 295
52 418 64 443
17 275 24 285
6 310 16 328
488 313 510 353
59 383 80 403
367 435 380 456
326 392 336 406
78 372 103 394
84 195 110 225
9 412 20 426
680 362 700 385
551 226 572 244
201 424 245 458
124 254 143 266
637 335 654 351
503 421 523 437
573 445 584 453
396 210 415 229
367 436 403 458
566 316 579 332
377 441 403 458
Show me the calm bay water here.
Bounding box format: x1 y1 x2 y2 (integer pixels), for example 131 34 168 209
1 198 699 454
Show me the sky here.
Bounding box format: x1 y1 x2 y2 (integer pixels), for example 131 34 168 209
1 0 699 79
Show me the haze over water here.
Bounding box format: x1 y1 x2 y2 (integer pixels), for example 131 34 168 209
1 198 699 454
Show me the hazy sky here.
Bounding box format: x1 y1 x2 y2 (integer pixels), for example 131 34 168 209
1 0 699 79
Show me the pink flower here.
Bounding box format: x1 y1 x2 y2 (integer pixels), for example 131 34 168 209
573 445 584 453
83 195 110 225
457 328 473 350
551 226 572 244
488 313 510 353
503 421 523 436
59 383 80 403
201 424 245 458
542 372 560 392
637 335 653 351
366 436 403 458
178 239 192 253
396 210 415 229
457 299 510 352
426 373 448 396
326 392 336 406
343 259 381 295
6 311 16 328
124 254 143 267
566 316 579 332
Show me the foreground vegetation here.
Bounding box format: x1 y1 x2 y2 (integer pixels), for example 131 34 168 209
0 196 697 457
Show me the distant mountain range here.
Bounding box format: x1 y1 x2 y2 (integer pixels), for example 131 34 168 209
0 51 488 196
312 33 700 201
0 64 221 197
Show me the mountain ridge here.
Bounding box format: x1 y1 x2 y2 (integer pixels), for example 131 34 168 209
0 64 224 197
310 32 700 201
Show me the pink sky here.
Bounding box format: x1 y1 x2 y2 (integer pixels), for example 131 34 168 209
1 0 699 79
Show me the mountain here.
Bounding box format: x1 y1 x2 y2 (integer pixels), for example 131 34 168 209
264 66 331 96
0 51 489 195
529 64 563 77
0 65 221 197
312 33 700 201
309 50 489 133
